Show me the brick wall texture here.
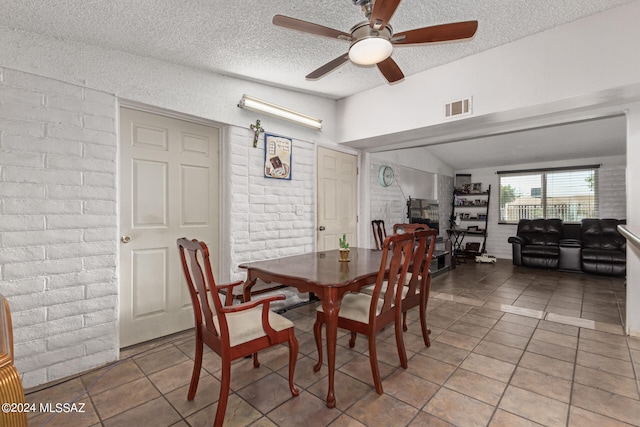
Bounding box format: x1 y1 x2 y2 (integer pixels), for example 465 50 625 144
0 69 317 387
0 68 119 387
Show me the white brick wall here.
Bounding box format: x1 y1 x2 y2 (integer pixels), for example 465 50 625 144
369 159 407 246
369 158 454 247
232 126 315 266
599 166 626 219
226 126 315 308
0 68 119 388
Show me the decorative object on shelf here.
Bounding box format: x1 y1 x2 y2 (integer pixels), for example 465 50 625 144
264 134 292 180
250 119 264 148
455 173 471 193
378 165 395 187
339 233 350 262
471 183 482 192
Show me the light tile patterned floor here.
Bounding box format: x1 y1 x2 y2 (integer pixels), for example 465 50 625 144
26 260 640 427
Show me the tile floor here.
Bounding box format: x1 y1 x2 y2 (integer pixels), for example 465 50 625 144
26 260 640 427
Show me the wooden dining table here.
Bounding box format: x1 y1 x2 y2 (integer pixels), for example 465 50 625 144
239 247 385 408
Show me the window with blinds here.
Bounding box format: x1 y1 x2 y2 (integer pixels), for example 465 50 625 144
498 165 599 224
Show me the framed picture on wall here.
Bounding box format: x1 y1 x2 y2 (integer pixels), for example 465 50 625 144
264 134 292 180
455 173 471 193
471 183 482 193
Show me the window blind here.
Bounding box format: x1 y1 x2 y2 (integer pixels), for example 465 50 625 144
498 166 599 223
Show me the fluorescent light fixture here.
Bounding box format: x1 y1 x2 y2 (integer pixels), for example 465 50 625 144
238 94 322 130
349 38 393 65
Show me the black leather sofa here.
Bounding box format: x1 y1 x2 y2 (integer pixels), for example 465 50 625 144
508 218 626 276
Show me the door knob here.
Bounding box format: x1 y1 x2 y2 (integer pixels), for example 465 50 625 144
121 235 131 243
319 226 326 231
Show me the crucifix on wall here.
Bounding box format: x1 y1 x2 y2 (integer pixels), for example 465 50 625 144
250 119 264 148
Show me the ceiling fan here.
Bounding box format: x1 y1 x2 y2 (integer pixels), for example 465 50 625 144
273 0 478 83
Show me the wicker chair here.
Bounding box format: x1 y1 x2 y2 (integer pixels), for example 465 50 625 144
0 293 28 427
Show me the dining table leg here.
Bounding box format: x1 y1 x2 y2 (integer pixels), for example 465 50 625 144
320 288 341 408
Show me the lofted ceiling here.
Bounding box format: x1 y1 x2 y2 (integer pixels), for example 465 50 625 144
0 0 632 168
420 115 628 170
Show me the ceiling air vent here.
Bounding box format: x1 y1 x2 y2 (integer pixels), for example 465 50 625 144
445 97 472 118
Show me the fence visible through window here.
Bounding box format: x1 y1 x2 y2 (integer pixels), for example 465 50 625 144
498 166 599 224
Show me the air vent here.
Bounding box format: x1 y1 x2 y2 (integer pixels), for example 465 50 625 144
445 97 472 118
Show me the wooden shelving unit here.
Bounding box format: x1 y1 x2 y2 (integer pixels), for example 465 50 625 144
449 184 491 258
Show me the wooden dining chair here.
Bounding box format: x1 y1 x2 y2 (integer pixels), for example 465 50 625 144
393 223 427 235
363 225 438 347
177 238 299 427
0 294 28 427
397 228 438 347
313 233 414 394
371 219 387 250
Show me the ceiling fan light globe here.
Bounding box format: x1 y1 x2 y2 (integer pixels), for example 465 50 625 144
348 37 393 65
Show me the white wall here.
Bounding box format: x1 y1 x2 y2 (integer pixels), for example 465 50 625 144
336 1 640 144
626 105 640 337
0 66 321 388
0 26 338 147
368 149 455 247
0 69 119 387
457 155 626 260
225 125 315 279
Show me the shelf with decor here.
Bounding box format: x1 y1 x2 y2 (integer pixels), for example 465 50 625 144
448 184 491 261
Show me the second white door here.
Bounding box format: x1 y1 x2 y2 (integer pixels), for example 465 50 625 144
317 147 358 250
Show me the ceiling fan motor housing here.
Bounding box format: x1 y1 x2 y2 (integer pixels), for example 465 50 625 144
348 23 393 65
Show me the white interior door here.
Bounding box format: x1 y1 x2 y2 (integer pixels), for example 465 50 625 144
317 147 358 250
119 108 219 347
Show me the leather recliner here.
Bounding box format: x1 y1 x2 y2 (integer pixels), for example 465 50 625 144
508 219 563 269
580 219 626 276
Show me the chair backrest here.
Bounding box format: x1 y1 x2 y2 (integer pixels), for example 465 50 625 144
369 233 414 323
517 219 563 246
0 294 28 427
392 223 428 235
371 220 387 250
581 218 626 251
177 238 225 341
405 229 438 298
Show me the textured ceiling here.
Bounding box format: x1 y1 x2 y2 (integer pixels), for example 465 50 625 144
0 0 635 100
0 0 631 170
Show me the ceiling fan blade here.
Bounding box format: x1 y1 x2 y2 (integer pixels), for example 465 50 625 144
273 15 351 40
376 57 404 83
392 21 478 45
306 53 350 80
369 0 401 29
